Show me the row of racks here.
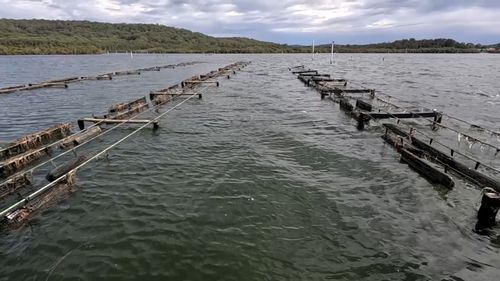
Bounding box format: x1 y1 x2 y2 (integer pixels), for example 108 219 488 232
0 61 251 230
289 65 500 234
0 61 203 95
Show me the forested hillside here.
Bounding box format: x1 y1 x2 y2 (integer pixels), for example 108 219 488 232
0 19 298 54
0 19 495 54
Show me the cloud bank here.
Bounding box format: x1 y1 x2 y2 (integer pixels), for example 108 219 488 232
1 0 499 44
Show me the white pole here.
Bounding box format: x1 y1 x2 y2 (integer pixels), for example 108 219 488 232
330 41 334 64
312 40 315 61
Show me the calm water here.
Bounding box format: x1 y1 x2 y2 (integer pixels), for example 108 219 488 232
0 53 500 280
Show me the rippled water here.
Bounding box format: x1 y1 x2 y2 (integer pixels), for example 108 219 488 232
1 54 500 280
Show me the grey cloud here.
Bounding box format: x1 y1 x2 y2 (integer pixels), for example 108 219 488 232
0 0 499 44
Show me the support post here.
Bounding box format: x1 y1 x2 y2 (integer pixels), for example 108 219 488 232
78 119 85 130
475 189 500 233
357 113 366 130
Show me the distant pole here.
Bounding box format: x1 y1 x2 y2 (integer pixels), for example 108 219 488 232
330 41 334 64
312 40 315 61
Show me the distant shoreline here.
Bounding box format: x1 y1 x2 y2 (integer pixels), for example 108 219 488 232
1 19 498 56
0 51 496 56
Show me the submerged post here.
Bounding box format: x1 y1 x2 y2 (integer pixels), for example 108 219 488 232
475 188 500 233
357 112 367 130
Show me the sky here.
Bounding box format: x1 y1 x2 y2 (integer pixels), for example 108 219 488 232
0 0 499 45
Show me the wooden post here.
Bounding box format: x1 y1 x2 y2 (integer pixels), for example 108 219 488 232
475 189 500 233
432 112 443 130
357 113 366 130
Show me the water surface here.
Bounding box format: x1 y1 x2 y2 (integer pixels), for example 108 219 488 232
1 53 500 280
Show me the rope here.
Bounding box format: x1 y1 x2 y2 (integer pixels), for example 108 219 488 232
0 87 203 188
0 61 204 93
0 89 202 218
0 60 249 218
362 100 500 175
342 80 500 159
346 79 500 142
298 70 500 178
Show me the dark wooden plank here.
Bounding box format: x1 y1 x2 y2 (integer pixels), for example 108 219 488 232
339 97 354 112
46 155 87 182
368 111 438 119
384 123 500 192
400 148 454 188
355 99 373 111
292 70 318 74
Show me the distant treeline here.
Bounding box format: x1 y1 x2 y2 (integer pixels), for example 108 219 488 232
0 19 497 55
0 19 299 54
314 38 491 53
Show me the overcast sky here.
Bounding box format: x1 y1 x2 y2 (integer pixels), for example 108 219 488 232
1 0 499 44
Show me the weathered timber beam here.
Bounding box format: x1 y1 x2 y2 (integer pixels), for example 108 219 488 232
311 78 342 83
183 80 219 86
28 83 68 89
355 99 373 111
299 74 331 78
0 172 33 200
333 89 374 94
150 91 202 99
60 126 102 149
368 111 439 119
0 88 21 94
128 96 147 108
1 85 26 91
0 149 49 178
381 132 425 157
82 75 112 80
339 97 354 112
46 155 87 182
292 70 318 74
137 67 160 72
400 148 455 188
46 77 80 84
114 70 141 76
77 118 159 130
0 124 71 161
150 92 192 96
383 123 500 192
